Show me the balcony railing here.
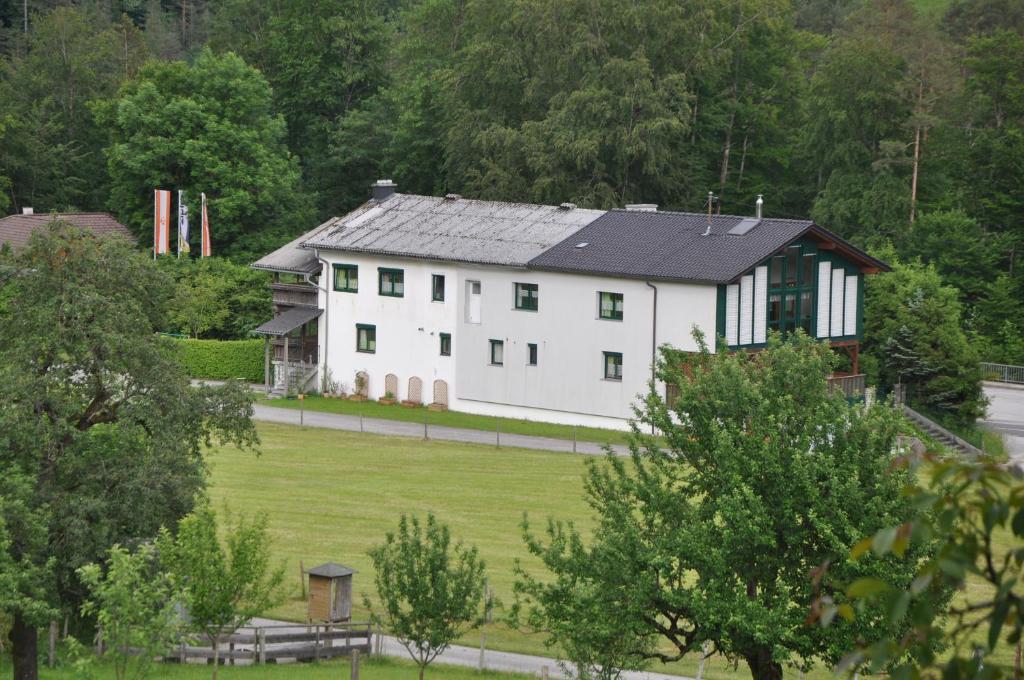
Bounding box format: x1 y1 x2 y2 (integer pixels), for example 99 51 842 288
827 373 866 399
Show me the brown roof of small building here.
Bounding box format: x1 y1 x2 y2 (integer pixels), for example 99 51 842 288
0 212 135 250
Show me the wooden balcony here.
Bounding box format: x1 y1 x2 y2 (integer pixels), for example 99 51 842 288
271 282 318 308
827 373 866 398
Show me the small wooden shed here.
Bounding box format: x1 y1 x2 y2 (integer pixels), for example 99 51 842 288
305 562 356 622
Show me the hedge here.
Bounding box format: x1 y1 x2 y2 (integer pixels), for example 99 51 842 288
170 337 264 383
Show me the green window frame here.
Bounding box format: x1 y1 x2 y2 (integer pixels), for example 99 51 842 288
439 332 451 356
527 343 538 365
333 264 358 292
489 339 504 366
603 352 622 380
432 274 445 302
378 268 404 297
356 324 376 353
767 245 816 338
514 282 539 311
599 292 624 320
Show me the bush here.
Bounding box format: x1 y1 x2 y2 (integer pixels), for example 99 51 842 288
171 338 264 382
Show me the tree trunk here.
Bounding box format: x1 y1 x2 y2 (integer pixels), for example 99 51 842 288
11 611 39 680
909 122 921 223
212 637 220 680
745 649 783 680
418 664 426 680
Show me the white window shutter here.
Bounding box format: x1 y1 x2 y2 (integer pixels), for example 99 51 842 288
844 275 858 336
753 266 768 344
816 261 831 338
739 275 754 345
830 269 845 337
725 284 739 346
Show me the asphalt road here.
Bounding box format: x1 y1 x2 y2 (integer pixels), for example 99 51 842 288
982 382 1024 470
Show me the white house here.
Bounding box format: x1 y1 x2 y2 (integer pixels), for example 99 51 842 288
253 180 887 430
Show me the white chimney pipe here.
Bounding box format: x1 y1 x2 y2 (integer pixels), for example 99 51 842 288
755 194 764 219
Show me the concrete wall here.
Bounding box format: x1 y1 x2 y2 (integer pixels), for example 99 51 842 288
316 251 457 403
453 266 716 425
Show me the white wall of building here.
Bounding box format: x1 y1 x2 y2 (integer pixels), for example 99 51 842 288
316 251 458 402
453 266 717 426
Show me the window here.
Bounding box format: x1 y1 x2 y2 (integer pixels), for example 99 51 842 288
599 292 624 320
356 324 376 353
432 274 445 302
466 280 481 324
766 244 816 338
527 343 538 365
603 352 623 380
439 332 451 356
514 282 539 311
378 268 404 297
768 293 782 332
489 339 504 365
799 290 814 335
333 264 358 292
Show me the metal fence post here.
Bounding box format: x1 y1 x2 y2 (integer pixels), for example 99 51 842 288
572 425 577 454
424 409 428 440
496 419 500 448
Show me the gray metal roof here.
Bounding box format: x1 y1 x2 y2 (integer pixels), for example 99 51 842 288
251 219 336 275
306 562 356 578
528 209 889 284
301 194 604 267
253 306 322 336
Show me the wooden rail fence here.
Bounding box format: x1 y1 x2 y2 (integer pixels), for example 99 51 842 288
170 622 373 665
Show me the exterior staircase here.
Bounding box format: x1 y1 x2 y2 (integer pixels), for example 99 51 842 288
269 361 319 398
901 405 983 459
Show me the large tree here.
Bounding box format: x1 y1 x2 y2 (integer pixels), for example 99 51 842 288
98 48 314 259
0 223 258 680
516 333 942 680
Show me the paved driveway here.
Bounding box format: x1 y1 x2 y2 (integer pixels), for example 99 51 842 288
982 382 1024 470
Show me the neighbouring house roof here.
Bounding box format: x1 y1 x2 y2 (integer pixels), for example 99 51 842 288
252 306 322 336
251 219 336 275
528 209 890 284
306 562 356 578
300 193 604 267
0 212 135 250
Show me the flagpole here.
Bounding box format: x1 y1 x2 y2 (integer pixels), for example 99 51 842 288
177 190 181 259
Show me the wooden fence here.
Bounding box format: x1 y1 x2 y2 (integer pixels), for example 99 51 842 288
170 622 373 665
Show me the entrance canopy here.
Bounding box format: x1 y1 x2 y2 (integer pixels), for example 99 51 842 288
253 306 322 337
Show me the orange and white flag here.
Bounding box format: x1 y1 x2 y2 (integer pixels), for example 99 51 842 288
200 192 212 257
153 189 171 256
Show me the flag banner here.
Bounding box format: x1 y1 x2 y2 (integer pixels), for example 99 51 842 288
200 192 211 257
178 190 190 256
153 189 171 256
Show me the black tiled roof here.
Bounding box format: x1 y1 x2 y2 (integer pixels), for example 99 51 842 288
527 209 888 284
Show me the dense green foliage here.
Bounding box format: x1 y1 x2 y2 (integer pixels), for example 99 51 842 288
0 225 258 680
818 457 1023 680
157 257 271 340
515 333 944 680
172 338 264 383
367 514 487 680
158 503 285 680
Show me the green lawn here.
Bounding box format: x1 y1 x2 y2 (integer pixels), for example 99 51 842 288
259 395 635 446
1 655 533 680
203 422 1015 680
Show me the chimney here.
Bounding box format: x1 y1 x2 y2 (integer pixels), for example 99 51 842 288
370 179 396 202
755 194 764 219
624 203 658 212
22 207 33 215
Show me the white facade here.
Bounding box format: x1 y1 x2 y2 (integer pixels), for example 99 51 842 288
314 250 717 430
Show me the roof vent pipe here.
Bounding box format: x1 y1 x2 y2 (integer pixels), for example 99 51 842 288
755 194 764 219
22 207 33 215
371 179 397 202
702 192 713 236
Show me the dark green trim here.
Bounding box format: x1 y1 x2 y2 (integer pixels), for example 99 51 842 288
489 339 504 365
431 274 446 302
332 263 358 293
378 267 404 297
439 332 451 356
356 323 376 353
527 342 538 365
514 282 539 311
716 284 727 348
598 291 624 320
603 351 623 380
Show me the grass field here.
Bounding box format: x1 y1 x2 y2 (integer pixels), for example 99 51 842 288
205 422 1016 679
258 395 635 446
0 655 533 680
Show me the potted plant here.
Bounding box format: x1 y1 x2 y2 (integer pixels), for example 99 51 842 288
379 390 397 406
350 373 368 401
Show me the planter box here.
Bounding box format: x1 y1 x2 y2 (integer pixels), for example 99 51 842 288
378 397 397 406
400 401 421 408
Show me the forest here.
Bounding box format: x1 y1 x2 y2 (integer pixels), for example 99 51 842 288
0 0 1021 370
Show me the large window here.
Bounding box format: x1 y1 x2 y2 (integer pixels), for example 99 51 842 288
356 324 376 353
599 292 624 320
603 352 622 380
514 282 539 311
432 274 445 302
378 268 404 297
767 245 816 337
527 343 538 366
333 264 358 292
440 332 451 356
489 339 504 366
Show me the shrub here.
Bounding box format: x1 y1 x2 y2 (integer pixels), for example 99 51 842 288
170 338 264 382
